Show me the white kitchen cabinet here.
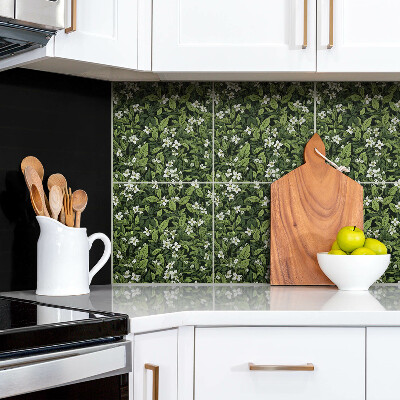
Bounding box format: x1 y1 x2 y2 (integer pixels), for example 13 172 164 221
152 0 316 73
366 327 400 400
133 329 178 400
317 0 400 72
0 0 156 81
53 0 137 69
195 327 365 400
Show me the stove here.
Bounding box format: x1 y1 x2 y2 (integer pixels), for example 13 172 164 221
0 296 131 399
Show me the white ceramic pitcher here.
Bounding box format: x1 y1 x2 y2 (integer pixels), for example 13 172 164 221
36 216 111 296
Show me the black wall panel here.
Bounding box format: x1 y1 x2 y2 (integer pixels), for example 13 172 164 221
0 69 111 291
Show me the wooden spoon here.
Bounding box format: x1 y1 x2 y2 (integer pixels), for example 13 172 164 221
30 184 44 216
49 185 63 220
47 173 67 191
72 189 88 228
21 156 44 181
24 166 50 217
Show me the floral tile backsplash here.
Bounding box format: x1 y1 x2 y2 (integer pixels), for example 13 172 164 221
113 82 400 284
214 82 314 182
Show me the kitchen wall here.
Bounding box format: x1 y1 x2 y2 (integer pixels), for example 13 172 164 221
113 82 400 284
0 69 111 291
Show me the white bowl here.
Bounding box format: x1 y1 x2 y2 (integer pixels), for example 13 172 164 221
317 252 391 291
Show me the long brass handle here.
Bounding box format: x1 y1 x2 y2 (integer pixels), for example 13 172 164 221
302 0 308 49
249 363 314 371
65 0 77 33
327 0 333 49
145 363 159 400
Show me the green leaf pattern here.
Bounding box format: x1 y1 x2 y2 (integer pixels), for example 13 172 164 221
113 81 400 284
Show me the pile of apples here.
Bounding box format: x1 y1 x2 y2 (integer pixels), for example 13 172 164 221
328 226 387 255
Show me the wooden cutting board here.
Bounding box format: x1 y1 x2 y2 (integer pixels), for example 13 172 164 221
270 133 363 285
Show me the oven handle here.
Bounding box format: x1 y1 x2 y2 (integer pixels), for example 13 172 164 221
0 341 131 399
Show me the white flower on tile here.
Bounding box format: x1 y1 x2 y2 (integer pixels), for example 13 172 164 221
115 111 123 119
217 251 224 259
231 135 240 145
192 179 200 188
245 228 252 236
231 237 240 245
217 149 224 158
232 171 242 180
262 196 270 206
129 237 139 246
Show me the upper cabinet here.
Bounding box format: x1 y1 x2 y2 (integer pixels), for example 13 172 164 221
152 0 317 73
54 0 137 69
317 0 400 72
0 0 155 81
1 0 400 80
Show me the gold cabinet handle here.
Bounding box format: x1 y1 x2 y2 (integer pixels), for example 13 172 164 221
65 0 77 33
145 363 159 400
249 363 314 371
302 0 308 49
327 0 333 48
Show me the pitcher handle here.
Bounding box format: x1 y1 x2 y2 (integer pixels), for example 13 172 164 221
88 233 111 284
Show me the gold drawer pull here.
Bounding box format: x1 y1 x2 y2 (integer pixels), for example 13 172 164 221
65 0 77 33
249 362 314 371
327 0 333 49
145 363 159 400
302 0 308 49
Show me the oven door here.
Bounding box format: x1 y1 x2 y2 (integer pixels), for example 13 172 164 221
15 0 65 30
0 341 131 399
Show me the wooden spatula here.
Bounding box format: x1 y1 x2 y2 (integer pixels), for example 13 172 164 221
30 184 44 216
24 166 50 218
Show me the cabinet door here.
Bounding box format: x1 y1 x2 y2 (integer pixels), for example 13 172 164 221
133 329 177 400
317 0 400 72
153 0 316 72
54 0 137 69
367 327 400 400
195 327 365 400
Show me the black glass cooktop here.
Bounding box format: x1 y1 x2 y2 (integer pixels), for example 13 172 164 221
0 296 128 355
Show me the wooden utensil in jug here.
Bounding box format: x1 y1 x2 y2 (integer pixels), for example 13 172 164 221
270 133 363 285
49 185 63 220
30 184 44 216
48 174 68 224
72 189 88 228
24 166 50 218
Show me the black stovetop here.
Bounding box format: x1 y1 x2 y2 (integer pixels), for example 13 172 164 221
0 296 128 356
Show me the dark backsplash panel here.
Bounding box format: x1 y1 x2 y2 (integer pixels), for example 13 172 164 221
0 69 111 291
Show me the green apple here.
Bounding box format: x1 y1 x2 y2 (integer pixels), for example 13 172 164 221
331 240 341 250
364 238 387 255
336 226 365 253
351 247 376 255
328 249 347 255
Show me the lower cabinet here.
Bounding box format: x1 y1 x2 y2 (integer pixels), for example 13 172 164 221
194 327 365 400
133 329 178 400
132 326 398 400
366 327 399 400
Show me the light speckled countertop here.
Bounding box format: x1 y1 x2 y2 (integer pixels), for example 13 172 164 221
2 284 400 333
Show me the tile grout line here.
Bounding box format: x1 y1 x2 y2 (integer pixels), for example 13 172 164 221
111 84 114 284
112 181 393 186
314 81 317 133
212 82 215 284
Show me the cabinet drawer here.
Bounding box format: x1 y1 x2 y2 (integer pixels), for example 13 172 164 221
367 327 400 400
134 329 177 400
195 327 364 400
